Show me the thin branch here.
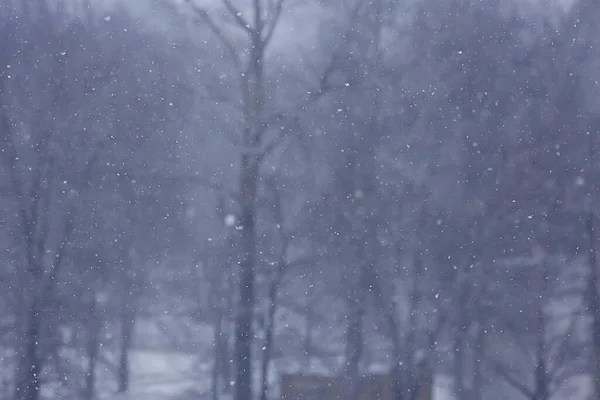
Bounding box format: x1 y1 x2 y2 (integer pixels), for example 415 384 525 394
258 182 295 400
256 130 288 163
252 0 263 33
254 0 367 135
313 0 366 92
222 0 253 33
547 315 580 380
252 82 334 159
255 1 368 138
552 357 587 388
485 356 534 399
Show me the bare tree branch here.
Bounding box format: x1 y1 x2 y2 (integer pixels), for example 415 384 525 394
251 0 369 148
252 0 263 33
486 357 534 399
547 314 581 380
222 0 253 33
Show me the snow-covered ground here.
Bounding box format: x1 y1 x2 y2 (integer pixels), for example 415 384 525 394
1 317 455 400
97 349 207 400
90 350 453 400
96 350 454 400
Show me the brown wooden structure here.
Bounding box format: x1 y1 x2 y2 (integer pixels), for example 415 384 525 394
280 372 433 400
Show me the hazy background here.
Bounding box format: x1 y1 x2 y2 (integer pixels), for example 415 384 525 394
1 0 599 400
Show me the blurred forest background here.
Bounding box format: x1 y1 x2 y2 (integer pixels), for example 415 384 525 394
1 0 600 399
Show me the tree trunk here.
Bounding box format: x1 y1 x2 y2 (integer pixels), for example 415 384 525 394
234 24 262 397
13 301 43 400
212 308 229 400
84 295 100 400
258 248 289 400
51 340 67 396
343 286 365 399
363 257 402 400
533 341 549 400
587 211 600 399
117 310 135 393
303 284 315 370
211 316 222 400
533 263 550 400
84 332 99 400
453 326 467 399
403 257 423 400
471 315 485 400
454 274 470 399
221 321 233 394
259 277 279 400
233 165 258 400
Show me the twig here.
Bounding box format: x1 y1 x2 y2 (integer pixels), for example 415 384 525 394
222 0 253 33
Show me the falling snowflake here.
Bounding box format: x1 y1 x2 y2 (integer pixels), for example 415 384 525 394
225 214 236 227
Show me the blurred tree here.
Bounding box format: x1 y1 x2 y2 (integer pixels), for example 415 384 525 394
0 2 193 399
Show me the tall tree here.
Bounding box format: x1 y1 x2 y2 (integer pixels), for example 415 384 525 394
0 3 193 398
175 0 363 398
0 6 112 399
